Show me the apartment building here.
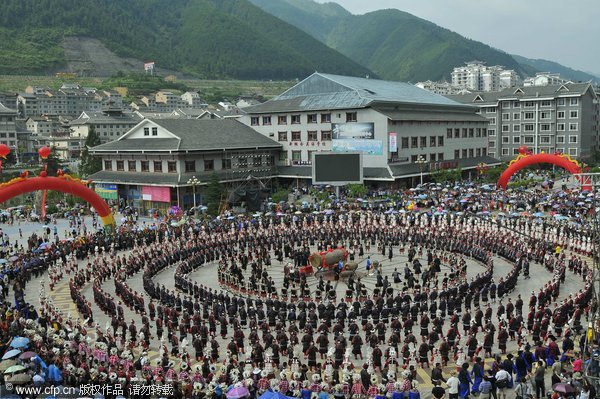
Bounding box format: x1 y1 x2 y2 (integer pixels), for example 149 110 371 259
452 61 520 92
448 83 600 160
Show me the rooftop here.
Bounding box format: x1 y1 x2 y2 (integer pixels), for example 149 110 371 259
244 72 469 114
0 102 17 114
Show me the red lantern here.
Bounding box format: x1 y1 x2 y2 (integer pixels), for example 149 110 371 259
38 146 51 160
0 144 10 159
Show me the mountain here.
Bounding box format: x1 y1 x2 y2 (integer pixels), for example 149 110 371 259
250 0 527 82
512 54 600 84
0 0 371 79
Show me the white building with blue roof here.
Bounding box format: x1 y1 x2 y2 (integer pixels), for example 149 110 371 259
241 72 497 183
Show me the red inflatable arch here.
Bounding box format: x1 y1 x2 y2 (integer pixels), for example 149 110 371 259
497 148 590 190
0 176 115 230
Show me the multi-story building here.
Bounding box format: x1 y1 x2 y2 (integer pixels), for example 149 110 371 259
16 85 122 118
523 73 570 87
0 103 19 149
241 72 496 183
452 61 520 92
69 107 142 143
181 91 207 108
88 119 281 212
414 81 465 96
448 83 600 160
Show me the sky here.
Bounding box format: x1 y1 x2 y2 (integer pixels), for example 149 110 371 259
317 0 600 76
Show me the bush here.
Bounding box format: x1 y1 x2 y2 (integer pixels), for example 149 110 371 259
271 189 290 203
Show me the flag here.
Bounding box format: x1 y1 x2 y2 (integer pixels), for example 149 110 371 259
144 61 155 71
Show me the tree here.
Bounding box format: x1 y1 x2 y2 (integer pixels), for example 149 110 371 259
205 172 225 216
79 126 102 178
347 183 368 198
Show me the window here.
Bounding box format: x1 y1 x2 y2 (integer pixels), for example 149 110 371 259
540 136 550 144
523 136 534 144
278 115 287 125
524 124 534 132
141 161 149 172
307 114 317 124
556 148 565 154
447 128 453 139
570 98 578 106
482 148 487 156
454 150 460 159
291 131 301 141
556 136 565 144
569 123 578 131
541 100 552 107
152 127 158 136
476 148 481 157
570 110 578 118
401 137 409 149
569 135 578 144
524 101 535 107
266 155 275 166
558 111 565 119
144 127 150 136
541 111 551 119
475 128 481 137
185 160 196 173
489 141 496 148
454 128 460 138
462 149 468 158
438 153 444 161
104 160 112 171
488 129 496 136
345 112 357 122
430 136 436 147
278 132 288 141
222 158 232 170
203 160 214 171
513 113 520 120
557 98 565 106
438 136 444 146
420 136 427 148
154 161 162 172
489 117 496 125
524 112 534 120
557 123 565 131
430 153 436 161
468 149 474 157
502 125 509 132
321 113 331 123
502 101 510 109
307 131 318 141
238 158 247 168
513 101 520 108
291 115 301 124
116 161 124 171
253 157 262 167
540 124 551 132
279 151 288 162
251 116 259 126
482 128 487 137
502 136 509 144
168 161 177 173
502 113 510 120
502 148 509 156
291 150 301 161
513 136 521 144
513 125 521 132
262 116 272 125
128 161 136 172
411 137 418 148
462 128 468 138
411 155 418 163
568 148 578 156
486 107 496 113
321 130 332 141
513 148 520 155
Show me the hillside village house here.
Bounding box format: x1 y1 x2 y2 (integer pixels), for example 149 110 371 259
240 73 497 183
88 119 281 212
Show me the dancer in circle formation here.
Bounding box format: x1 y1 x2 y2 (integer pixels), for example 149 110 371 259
0 188 596 398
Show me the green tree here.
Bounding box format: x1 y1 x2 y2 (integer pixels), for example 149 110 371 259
346 183 368 198
79 127 102 178
205 172 224 216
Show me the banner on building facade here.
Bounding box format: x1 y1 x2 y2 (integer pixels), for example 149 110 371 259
95 184 117 200
388 132 397 153
141 186 170 202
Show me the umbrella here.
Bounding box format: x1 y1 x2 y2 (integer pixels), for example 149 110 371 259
0 259 6 265
19 351 37 361
226 386 250 399
6 373 31 384
2 350 21 360
8 256 19 262
4 364 26 374
0 359 17 372
552 383 575 394
533 212 545 218
227 216 236 220
294 211 302 215
10 337 29 349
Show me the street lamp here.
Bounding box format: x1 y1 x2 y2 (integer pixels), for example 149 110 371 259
187 176 200 221
415 155 427 185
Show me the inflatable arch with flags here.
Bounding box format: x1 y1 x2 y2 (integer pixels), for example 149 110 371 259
497 146 591 191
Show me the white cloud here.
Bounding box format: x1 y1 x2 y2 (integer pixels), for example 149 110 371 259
316 0 600 74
